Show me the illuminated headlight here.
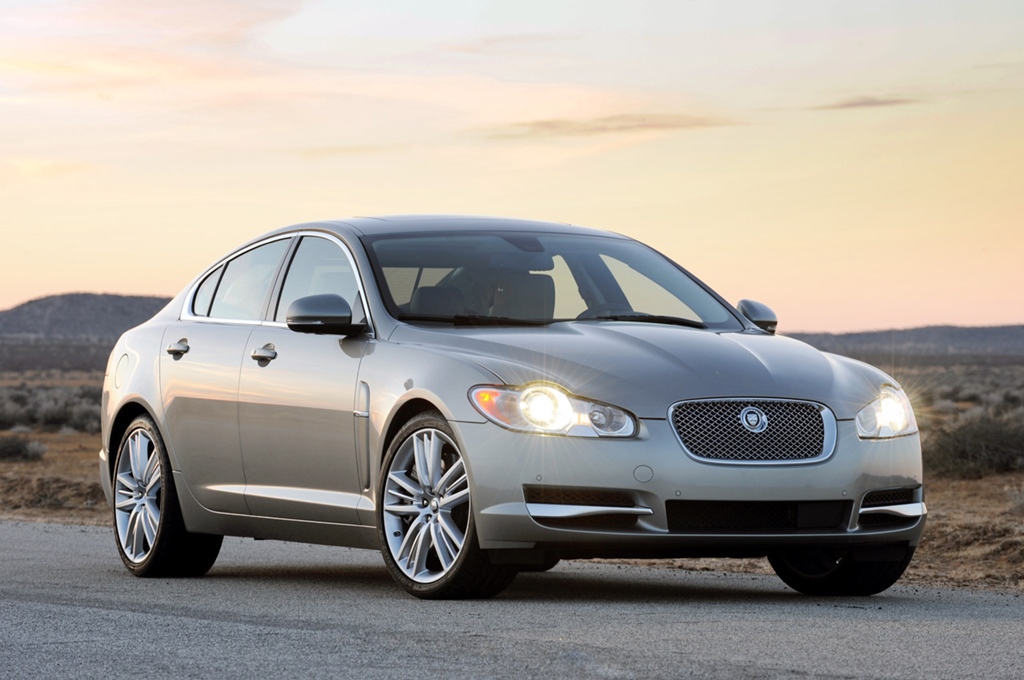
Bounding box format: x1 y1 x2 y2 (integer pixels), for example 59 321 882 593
469 384 636 437
856 385 918 439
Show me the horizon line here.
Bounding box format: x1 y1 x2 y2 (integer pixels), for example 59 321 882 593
1 291 1022 337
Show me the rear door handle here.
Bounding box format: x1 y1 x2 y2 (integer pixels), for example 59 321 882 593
251 344 278 362
166 339 189 357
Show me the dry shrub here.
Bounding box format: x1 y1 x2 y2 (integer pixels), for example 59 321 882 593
0 435 46 461
1008 485 1024 517
925 411 1024 479
0 384 101 432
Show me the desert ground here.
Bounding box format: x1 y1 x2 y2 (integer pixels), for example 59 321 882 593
2 366 1022 592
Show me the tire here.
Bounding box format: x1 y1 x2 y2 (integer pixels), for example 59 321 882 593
768 545 915 596
376 410 517 599
112 415 222 577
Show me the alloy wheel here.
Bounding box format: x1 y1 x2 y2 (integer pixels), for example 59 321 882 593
114 428 162 563
381 428 470 583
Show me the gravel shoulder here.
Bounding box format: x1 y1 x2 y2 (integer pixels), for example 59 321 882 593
2 431 1022 592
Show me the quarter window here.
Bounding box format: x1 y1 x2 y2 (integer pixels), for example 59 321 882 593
191 265 223 317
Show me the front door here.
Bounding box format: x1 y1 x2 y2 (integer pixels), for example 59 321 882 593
238 329 367 523
237 234 370 524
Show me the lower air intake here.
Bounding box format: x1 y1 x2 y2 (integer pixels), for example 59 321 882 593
523 485 634 508
862 488 916 508
666 500 852 533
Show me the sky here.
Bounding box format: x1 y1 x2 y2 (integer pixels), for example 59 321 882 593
1 0 1022 333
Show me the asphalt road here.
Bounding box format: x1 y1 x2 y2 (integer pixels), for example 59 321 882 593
1 521 1021 680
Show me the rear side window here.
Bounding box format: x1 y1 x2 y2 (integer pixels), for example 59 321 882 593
208 239 289 321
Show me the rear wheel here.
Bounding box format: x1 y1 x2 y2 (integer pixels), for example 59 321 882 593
112 415 222 577
769 545 915 596
377 411 517 599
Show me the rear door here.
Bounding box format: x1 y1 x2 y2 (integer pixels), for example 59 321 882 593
160 236 291 514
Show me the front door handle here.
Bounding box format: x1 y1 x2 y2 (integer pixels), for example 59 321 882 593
250 344 278 362
166 339 189 357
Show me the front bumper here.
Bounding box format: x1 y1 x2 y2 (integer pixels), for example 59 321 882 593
454 418 925 557
98 448 113 507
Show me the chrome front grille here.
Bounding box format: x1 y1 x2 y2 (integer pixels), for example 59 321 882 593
670 399 836 464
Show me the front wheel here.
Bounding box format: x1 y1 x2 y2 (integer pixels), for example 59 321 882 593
769 545 915 596
112 415 222 577
377 411 517 599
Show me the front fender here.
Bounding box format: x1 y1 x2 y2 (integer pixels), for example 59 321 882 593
358 341 502 498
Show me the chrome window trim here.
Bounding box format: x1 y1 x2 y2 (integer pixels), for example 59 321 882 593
668 397 838 467
181 231 375 338
181 234 294 324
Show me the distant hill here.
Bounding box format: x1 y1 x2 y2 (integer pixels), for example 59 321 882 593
788 326 1024 358
0 294 1022 371
0 294 171 371
0 293 171 343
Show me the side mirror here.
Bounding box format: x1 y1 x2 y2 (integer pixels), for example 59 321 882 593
286 294 366 336
737 299 778 335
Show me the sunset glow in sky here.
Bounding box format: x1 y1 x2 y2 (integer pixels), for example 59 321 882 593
2 0 1022 332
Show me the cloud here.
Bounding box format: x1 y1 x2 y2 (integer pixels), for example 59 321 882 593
0 48 249 95
442 33 576 55
0 158 95 184
973 60 1024 70
810 96 920 110
79 0 305 49
483 113 732 139
0 0 305 96
291 144 400 159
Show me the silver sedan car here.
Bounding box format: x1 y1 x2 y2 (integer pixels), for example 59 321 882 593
100 215 925 599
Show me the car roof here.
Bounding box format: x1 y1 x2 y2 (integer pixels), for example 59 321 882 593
263 215 630 240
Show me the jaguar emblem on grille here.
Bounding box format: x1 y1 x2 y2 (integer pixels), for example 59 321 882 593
739 406 769 433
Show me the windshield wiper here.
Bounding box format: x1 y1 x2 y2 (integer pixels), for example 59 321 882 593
585 314 707 330
452 315 554 327
396 314 554 327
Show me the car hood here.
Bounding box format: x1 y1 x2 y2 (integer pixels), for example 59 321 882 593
388 322 895 420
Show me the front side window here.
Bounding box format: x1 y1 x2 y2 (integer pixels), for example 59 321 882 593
274 236 364 323
208 239 289 321
363 231 741 330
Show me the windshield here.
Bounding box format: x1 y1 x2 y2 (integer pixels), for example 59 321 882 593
363 231 742 331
